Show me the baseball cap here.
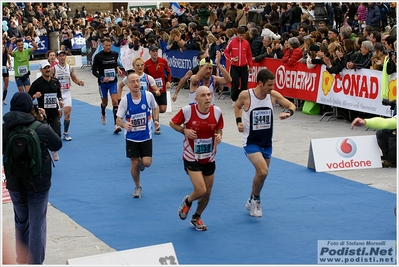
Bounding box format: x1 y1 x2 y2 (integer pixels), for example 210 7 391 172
56 50 66 56
148 44 159 51
199 57 213 67
39 60 51 69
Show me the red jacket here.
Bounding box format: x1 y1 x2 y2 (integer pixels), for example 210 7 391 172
224 37 253 68
282 47 303 67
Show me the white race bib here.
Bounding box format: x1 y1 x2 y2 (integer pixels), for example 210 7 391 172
43 93 58 109
154 78 163 88
104 68 116 81
59 76 70 90
252 110 271 130
130 112 146 131
18 65 28 75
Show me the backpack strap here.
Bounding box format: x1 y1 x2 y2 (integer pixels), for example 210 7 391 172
28 120 42 131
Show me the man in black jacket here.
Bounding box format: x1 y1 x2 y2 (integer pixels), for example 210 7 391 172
3 92 62 264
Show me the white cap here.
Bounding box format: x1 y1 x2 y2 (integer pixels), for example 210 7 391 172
39 60 51 69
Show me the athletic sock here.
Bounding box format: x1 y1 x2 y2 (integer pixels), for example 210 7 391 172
185 197 192 207
64 119 70 133
253 195 261 201
100 104 106 116
113 106 118 125
192 213 200 219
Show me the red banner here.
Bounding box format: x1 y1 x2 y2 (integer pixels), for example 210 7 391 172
226 58 320 102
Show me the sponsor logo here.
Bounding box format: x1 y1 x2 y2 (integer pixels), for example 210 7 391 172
336 138 357 158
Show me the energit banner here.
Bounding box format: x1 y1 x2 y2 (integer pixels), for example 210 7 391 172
246 58 320 102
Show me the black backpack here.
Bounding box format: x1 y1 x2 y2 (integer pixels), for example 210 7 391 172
4 121 42 178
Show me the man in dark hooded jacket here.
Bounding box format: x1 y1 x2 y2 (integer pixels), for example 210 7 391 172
2 92 62 264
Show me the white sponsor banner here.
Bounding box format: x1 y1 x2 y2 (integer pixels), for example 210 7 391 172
66 55 82 68
67 242 178 265
316 66 395 117
318 240 396 264
308 135 382 172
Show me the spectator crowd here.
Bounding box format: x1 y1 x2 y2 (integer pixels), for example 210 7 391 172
2 2 397 111
1 2 396 60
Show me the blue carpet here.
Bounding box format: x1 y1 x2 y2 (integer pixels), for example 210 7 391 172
2 82 396 264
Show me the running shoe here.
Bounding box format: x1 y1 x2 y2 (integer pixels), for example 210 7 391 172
190 217 207 231
52 151 59 161
155 126 161 135
3 100 6 105
250 198 262 217
114 124 122 134
178 195 191 220
245 198 251 211
101 114 107 125
132 186 142 198
63 133 72 141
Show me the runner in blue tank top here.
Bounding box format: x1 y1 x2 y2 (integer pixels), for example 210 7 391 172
116 73 159 199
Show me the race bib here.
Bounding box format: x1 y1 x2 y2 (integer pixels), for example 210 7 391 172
104 68 116 81
140 81 148 91
194 137 213 160
252 110 271 130
59 76 70 90
18 65 28 75
130 112 146 131
154 78 163 88
44 93 58 109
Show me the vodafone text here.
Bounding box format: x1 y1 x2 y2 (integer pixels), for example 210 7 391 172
326 159 371 169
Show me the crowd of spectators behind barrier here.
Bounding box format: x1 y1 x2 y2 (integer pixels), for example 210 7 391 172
2 2 397 81
1 2 397 167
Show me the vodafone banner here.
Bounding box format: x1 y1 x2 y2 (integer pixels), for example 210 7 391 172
308 135 382 172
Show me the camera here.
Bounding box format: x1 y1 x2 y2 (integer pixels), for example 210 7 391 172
382 99 396 110
389 50 396 58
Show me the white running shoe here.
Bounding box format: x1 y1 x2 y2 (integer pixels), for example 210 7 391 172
250 198 262 217
52 151 59 161
3 100 7 105
245 198 251 210
231 101 236 107
132 186 142 198
113 124 122 134
101 114 107 125
63 133 72 141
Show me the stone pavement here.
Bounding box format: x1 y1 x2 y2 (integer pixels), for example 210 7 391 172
2 65 397 265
